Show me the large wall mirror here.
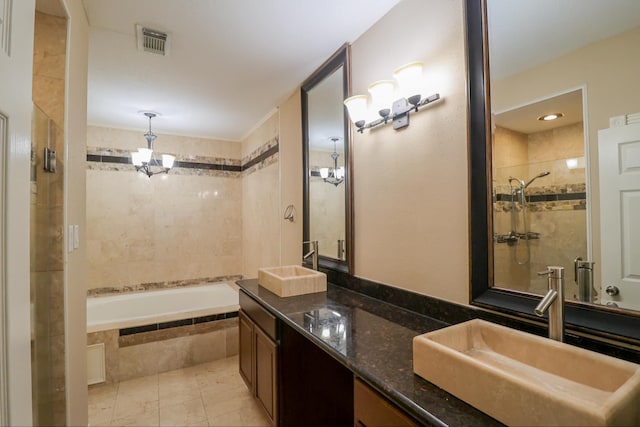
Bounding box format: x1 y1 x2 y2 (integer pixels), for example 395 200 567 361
302 44 353 272
467 0 640 342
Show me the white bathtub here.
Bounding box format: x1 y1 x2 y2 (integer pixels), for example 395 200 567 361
87 283 239 333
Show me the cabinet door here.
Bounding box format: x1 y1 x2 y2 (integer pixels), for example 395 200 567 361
255 325 278 425
238 310 254 390
354 378 417 427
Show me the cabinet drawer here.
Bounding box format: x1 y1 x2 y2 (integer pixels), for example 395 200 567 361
354 378 417 427
240 289 277 341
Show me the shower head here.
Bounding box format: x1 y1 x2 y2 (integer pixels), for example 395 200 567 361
524 171 550 188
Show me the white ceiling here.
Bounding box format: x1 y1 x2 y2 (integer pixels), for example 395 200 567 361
82 0 401 141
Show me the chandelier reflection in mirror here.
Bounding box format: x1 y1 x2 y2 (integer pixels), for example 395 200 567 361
343 61 442 133
131 112 176 178
319 137 345 187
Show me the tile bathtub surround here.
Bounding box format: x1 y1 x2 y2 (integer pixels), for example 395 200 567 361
88 355 270 427
87 318 238 384
86 124 279 292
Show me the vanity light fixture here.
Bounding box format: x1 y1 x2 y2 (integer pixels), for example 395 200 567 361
131 112 176 178
319 137 345 187
343 61 441 133
538 112 564 121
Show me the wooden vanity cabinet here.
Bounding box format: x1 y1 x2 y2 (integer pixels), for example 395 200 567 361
239 291 278 426
354 378 418 427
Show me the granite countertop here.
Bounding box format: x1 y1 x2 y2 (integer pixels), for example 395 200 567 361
237 279 504 427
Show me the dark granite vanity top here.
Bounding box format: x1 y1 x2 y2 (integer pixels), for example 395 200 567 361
237 279 504 427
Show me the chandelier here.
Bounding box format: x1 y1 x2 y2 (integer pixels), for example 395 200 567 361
319 137 345 187
131 112 175 177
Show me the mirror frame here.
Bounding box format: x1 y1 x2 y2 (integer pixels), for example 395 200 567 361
301 44 354 273
466 0 640 343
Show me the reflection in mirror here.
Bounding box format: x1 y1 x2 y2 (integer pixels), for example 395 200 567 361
492 89 589 302
486 0 640 314
302 45 352 272
307 69 346 261
467 0 640 341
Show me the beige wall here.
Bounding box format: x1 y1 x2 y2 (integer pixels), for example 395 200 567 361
491 26 640 287
62 0 89 424
241 113 280 277
350 0 470 304
278 91 304 266
86 126 243 290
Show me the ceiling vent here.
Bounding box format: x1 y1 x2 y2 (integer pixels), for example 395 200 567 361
136 24 170 56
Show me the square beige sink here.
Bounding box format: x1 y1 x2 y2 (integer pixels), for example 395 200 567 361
413 319 640 426
257 265 327 297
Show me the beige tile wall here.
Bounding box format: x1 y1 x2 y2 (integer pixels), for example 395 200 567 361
31 11 68 426
86 127 243 291
87 318 238 384
493 122 587 297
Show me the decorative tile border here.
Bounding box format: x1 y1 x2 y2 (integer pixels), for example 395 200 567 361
494 183 587 212
87 274 242 297
119 311 239 346
86 136 279 178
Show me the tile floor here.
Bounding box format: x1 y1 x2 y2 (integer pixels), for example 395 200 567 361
88 355 270 426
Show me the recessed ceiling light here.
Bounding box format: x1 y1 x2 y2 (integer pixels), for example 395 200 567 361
538 113 564 121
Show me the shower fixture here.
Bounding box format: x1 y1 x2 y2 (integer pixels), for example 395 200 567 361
507 171 550 265
131 112 176 178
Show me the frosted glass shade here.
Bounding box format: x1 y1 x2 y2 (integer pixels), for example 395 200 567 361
131 151 143 166
138 148 152 163
162 154 175 169
319 168 329 179
336 167 345 180
343 95 368 124
368 80 394 113
393 61 424 99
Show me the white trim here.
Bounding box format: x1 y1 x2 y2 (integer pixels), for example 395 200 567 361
0 112 8 427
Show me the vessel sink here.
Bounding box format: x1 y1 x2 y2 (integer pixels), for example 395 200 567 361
257 265 327 297
413 319 640 426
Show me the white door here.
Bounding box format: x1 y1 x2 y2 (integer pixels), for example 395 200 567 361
0 0 36 425
598 118 640 310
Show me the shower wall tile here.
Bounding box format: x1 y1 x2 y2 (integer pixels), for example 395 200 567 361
32 12 68 426
86 126 245 291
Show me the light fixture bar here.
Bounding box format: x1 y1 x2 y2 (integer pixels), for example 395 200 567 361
353 93 441 133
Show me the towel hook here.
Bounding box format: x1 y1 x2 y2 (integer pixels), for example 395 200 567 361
283 204 295 222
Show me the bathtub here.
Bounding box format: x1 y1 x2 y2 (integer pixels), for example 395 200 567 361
87 283 239 333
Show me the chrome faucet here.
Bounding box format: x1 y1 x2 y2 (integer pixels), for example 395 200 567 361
303 240 318 270
534 266 565 342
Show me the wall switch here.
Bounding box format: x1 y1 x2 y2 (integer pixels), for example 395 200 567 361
73 225 79 249
68 226 74 253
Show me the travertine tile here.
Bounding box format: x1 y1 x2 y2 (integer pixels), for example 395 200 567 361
89 355 266 427
159 398 208 427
